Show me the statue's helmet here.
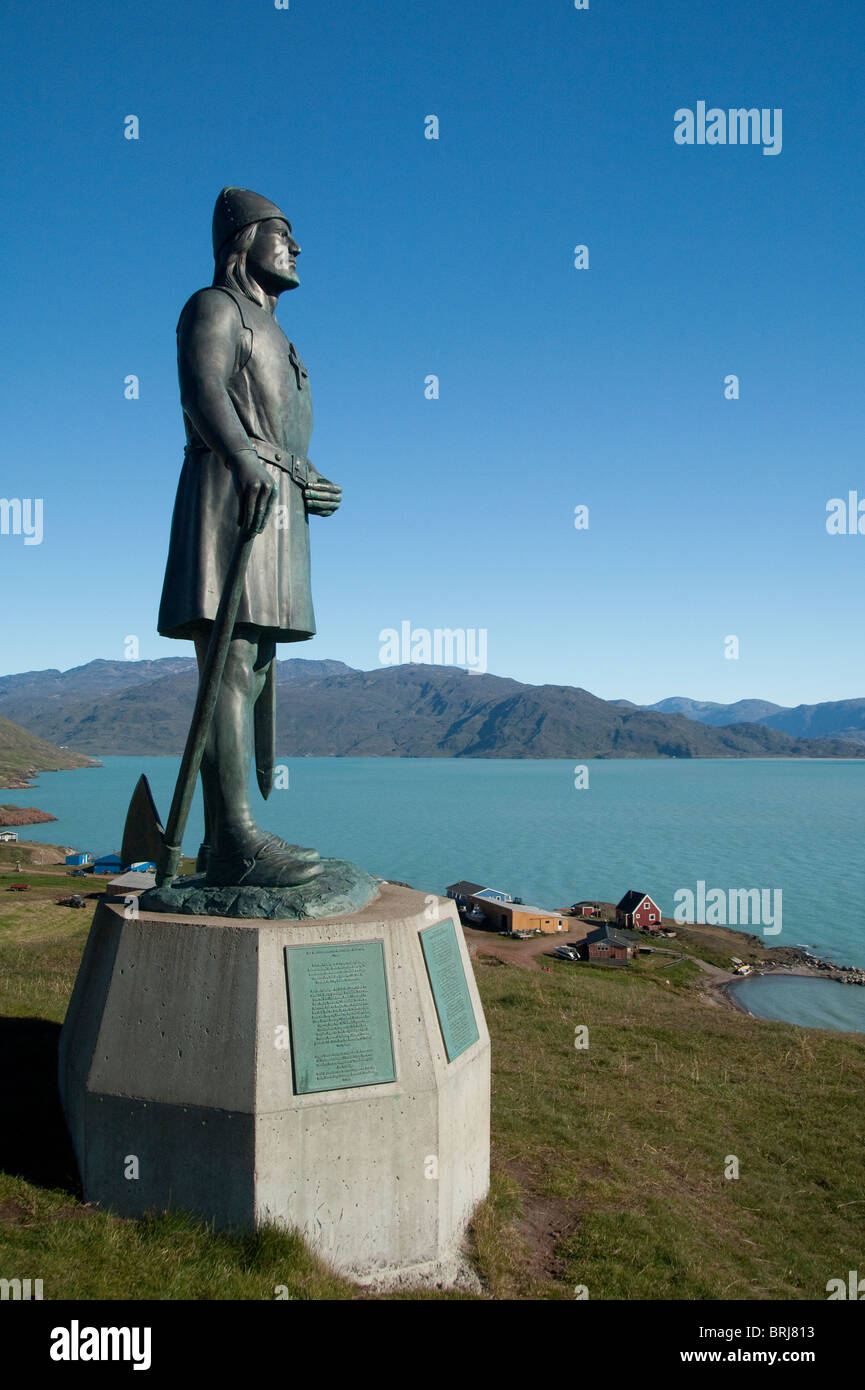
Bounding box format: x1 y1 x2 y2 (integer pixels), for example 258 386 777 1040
212 187 291 259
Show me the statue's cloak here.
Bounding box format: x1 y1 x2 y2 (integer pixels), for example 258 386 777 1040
158 285 315 642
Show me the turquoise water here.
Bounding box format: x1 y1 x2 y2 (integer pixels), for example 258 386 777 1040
728 973 865 1033
9 756 865 1028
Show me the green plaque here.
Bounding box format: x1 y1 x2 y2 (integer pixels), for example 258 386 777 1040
420 919 480 1062
284 941 396 1095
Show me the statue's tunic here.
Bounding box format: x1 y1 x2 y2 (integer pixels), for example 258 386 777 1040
157 285 315 641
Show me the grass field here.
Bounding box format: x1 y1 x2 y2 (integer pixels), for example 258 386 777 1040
1 869 863 1301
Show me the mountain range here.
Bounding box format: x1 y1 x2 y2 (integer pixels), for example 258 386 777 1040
0 659 863 760
614 695 865 745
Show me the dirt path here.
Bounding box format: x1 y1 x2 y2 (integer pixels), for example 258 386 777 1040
462 924 584 970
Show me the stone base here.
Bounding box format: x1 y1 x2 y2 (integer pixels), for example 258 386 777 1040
58 883 491 1281
354 1246 484 1294
138 857 379 921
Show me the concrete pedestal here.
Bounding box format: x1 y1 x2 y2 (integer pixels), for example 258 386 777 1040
58 883 490 1282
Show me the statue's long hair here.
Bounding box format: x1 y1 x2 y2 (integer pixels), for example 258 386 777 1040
212 224 265 307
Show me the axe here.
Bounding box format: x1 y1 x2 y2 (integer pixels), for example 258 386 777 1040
121 525 258 888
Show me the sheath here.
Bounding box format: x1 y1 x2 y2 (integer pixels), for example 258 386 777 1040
157 285 316 642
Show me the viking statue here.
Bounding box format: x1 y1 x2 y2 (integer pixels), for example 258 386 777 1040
156 187 341 887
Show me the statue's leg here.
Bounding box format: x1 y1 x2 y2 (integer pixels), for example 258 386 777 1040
249 631 320 861
252 632 277 795
194 625 257 848
195 802 211 874
192 624 321 887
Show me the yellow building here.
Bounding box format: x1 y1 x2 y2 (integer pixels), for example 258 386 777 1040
511 906 566 934
469 897 566 934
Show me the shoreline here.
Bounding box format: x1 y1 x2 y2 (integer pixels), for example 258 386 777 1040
0 759 101 792
11 752 865 765
706 964 848 1016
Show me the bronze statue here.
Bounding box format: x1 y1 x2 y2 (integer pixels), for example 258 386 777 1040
154 188 342 887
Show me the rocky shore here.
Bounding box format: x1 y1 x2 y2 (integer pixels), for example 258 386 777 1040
0 804 57 826
704 949 865 1018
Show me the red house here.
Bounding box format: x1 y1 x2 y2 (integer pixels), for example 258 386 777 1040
615 890 662 932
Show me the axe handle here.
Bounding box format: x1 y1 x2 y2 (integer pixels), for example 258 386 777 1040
157 526 256 884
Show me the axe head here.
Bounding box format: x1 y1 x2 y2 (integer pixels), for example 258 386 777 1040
121 774 165 867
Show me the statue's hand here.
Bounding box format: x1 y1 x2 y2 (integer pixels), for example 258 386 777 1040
304 473 342 517
229 450 278 534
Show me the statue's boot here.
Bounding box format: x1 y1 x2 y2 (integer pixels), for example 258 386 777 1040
194 633 322 887
205 830 323 888
197 836 319 877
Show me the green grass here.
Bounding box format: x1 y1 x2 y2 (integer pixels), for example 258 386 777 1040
1 896 863 1300
1 872 95 892
0 1180 354 1301
474 957 865 1299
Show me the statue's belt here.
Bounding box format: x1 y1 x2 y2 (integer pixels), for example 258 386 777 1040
185 437 312 487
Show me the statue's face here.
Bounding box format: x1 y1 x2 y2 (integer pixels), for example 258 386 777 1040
247 218 300 293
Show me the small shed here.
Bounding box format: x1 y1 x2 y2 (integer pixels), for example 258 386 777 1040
581 924 638 962
0 831 19 843
93 853 124 876
65 851 92 866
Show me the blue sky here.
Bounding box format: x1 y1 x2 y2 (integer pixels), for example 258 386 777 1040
1 0 863 706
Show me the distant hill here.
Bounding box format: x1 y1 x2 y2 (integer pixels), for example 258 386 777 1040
0 713 99 788
628 694 865 745
0 657 197 702
645 697 787 725
1 659 863 760
0 658 356 755
753 698 865 745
